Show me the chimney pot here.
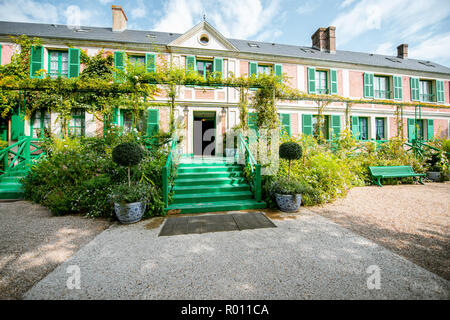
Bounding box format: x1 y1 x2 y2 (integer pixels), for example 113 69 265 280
397 44 408 59
311 26 336 53
112 5 127 32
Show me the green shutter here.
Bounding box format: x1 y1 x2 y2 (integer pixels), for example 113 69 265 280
275 64 282 77
112 108 119 125
331 115 341 138
330 69 338 95
145 53 156 73
11 103 25 140
114 51 125 82
146 109 159 137
351 116 359 139
213 57 223 77
280 113 291 137
302 114 313 136
0 117 8 141
436 80 444 103
393 75 403 100
248 112 257 129
410 77 420 101
408 118 415 142
186 56 196 71
30 46 44 79
68 48 80 78
307 67 316 94
427 119 434 140
249 62 258 77
363 73 374 98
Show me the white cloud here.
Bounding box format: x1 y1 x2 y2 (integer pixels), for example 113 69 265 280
332 0 450 47
152 0 282 41
374 42 393 55
409 33 450 64
131 0 147 19
340 0 357 8
0 0 59 23
296 2 318 15
98 0 114 4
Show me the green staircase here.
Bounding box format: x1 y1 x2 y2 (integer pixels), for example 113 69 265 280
166 158 266 214
0 166 28 200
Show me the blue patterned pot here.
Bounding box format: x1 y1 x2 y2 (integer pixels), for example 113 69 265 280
114 201 145 224
275 193 302 212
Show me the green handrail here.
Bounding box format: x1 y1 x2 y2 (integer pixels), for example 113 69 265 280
0 136 46 175
162 133 177 208
238 133 261 201
405 139 450 158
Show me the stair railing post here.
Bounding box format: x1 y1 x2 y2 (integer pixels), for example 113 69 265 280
162 165 168 208
255 163 261 202
24 136 31 168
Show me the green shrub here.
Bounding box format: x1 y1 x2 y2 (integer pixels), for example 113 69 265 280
112 142 144 167
111 182 151 204
279 142 302 179
269 177 311 195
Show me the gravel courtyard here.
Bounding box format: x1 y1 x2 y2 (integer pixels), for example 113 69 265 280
0 201 111 299
311 183 450 280
25 210 448 300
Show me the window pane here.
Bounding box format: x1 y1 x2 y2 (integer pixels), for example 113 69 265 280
359 118 368 140
376 118 384 140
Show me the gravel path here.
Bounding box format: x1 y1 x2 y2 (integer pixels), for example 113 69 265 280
0 201 111 299
310 183 450 280
25 210 449 300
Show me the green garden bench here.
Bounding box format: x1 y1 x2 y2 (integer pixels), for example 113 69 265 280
369 166 425 187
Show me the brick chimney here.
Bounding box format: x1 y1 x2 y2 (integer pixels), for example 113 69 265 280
112 5 127 32
397 44 408 59
311 26 336 53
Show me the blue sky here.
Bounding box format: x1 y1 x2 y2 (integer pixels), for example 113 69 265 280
1 0 450 67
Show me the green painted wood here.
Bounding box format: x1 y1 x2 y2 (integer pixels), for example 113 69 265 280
186 55 196 71
393 75 403 100
176 171 243 179
30 46 44 79
173 183 250 194
410 77 420 101
330 69 338 95
436 80 445 103
363 72 374 98
68 48 80 78
369 165 425 187
302 114 313 135
145 53 156 73
330 115 341 139
307 67 316 94
213 57 223 76
408 118 415 142
249 62 258 77
166 199 266 214
280 113 291 137
351 116 359 139
427 119 434 140
114 51 124 82
172 190 253 204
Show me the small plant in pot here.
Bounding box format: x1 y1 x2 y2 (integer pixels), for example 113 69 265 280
274 142 304 212
111 142 147 223
425 152 447 182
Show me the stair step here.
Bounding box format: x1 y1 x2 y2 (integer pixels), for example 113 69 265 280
173 183 250 194
0 182 22 189
0 176 23 183
178 165 242 173
166 199 266 214
178 162 237 167
0 190 23 200
172 191 253 204
174 177 246 186
177 172 243 179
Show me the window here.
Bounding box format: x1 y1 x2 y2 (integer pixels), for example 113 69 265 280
31 109 51 138
358 117 369 140
374 76 390 99
312 115 330 139
419 80 433 102
129 55 145 66
415 119 425 140
375 118 385 140
48 50 68 78
196 60 213 79
258 64 272 76
68 109 85 137
121 110 145 133
316 70 328 94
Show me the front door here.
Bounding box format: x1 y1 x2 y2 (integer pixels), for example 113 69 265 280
193 111 216 156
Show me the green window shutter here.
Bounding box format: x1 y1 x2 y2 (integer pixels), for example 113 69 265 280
11 104 25 140
68 48 80 78
410 77 419 101
427 119 434 140
249 62 258 77
436 80 444 103
30 46 44 79
275 64 282 77
363 73 374 98
213 57 223 77
351 116 359 139
112 107 119 125
307 67 316 94
408 118 415 142
145 53 156 73
330 69 338 95
393 75 403 100
302 114 313 136
280 113 291 137
330 115 341 138
146 109 159 137
186 56 196 71
114 51 125 82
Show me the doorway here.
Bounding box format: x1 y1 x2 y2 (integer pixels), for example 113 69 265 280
193 111 216 156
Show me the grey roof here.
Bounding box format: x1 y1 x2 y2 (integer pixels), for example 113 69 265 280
1 21 449 75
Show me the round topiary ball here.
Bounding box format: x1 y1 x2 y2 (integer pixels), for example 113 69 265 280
279 142 303 160
112 142 144 167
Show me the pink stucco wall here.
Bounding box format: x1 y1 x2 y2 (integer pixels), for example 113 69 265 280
1 44 13 65
402 76 411 102
283 63 297 89
349 71 363 97
435 119 449 138
290 113 298 135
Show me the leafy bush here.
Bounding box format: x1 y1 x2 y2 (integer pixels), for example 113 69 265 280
279 142 302 179
112 142 144 167
111 182 151 204
269 177 311 195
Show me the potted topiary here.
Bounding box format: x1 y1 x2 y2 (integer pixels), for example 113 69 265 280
274 142 305 212
111 142 147 223
425 152 443 182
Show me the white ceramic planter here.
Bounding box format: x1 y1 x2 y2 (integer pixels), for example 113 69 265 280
114 201 145 224
275 193 302 212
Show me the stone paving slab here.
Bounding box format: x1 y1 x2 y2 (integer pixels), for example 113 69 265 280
24 210 450 300
159 212 276 236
